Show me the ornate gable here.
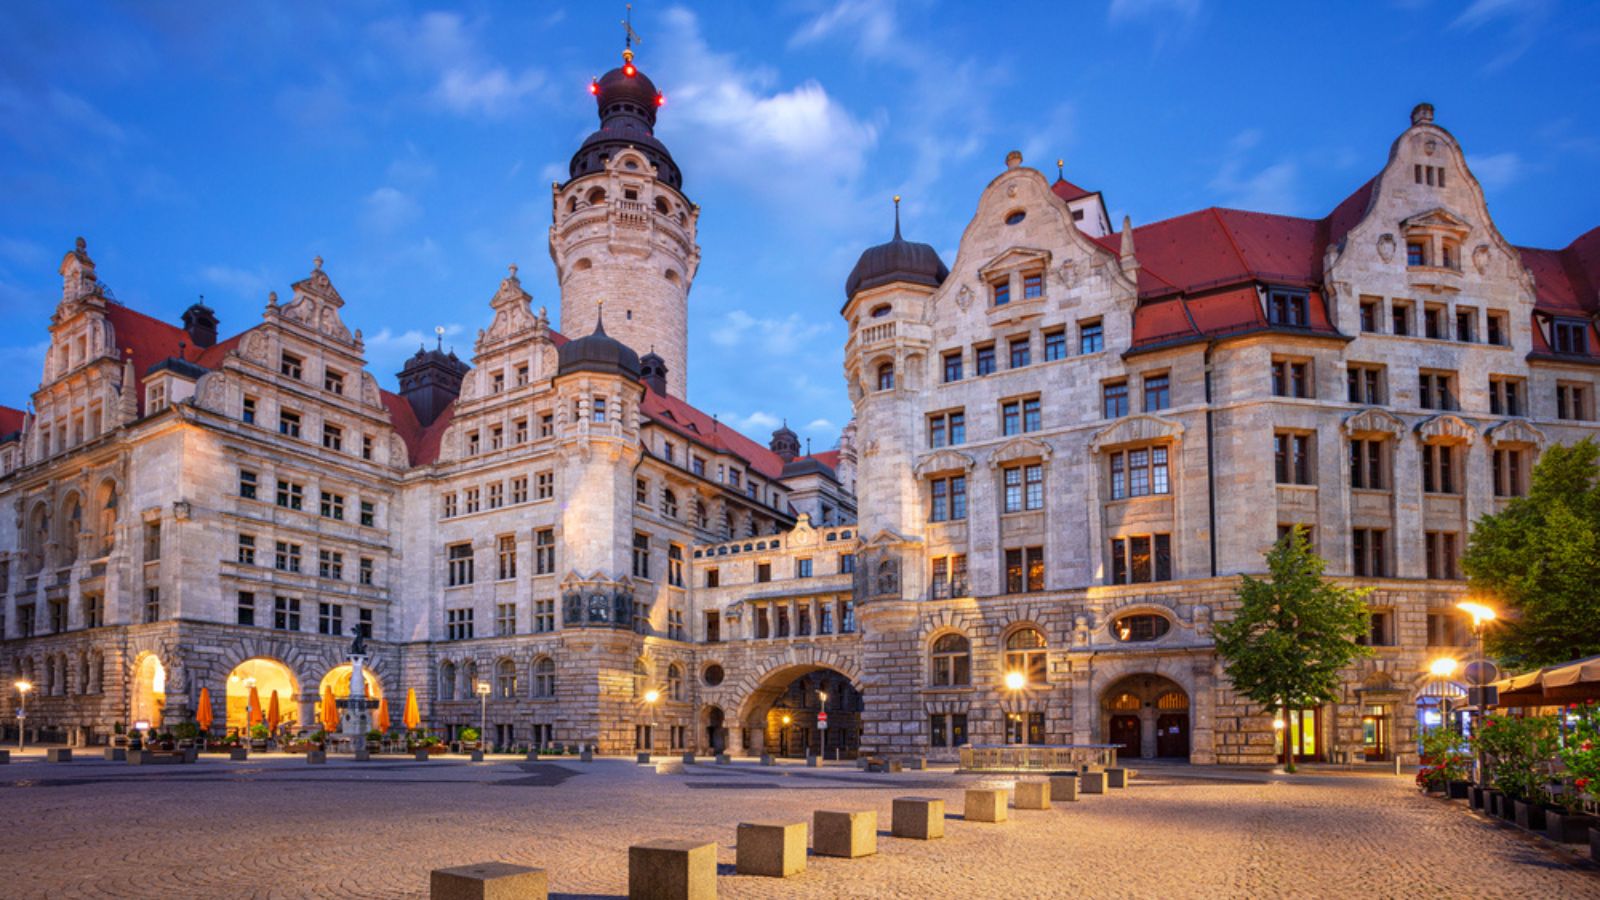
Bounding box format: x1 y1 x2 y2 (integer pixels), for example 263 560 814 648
475 265 547 355
275 258 358 347
1089 414 1183 452
977 246 1051 280
1416 413 1477 445
1342 407 1406 437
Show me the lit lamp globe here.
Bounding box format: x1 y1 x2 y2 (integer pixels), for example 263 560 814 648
1430 657 1460 679
643 689 660 705
1456 601 1496 628
1003 671 1026 692
475 681 491 697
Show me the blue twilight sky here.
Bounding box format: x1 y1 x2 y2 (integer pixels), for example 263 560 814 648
2 1 1598 448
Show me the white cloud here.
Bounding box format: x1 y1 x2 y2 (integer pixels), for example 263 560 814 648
723 409 782 433
363 323 466 352
1466 152 1522 191
1107 0 1203 51
804 417 836 433
386 144 436 185
789 1 899 58
1451 0 1553 71
431 66 546 118
372 11 547 118
362 186 421 233
195 264 272 300
0 237 49 270
1208 129 1301 214
707 309 832 357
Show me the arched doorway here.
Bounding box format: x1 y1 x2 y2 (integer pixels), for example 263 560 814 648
1101 674 1190 761
702 705 726 754
738 665 863 759
318 664 382 733
226 658 299 736
132 654 166 727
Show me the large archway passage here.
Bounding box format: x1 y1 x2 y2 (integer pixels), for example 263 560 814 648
226 658 299 736
738 666 863 759
132 654 165 728
1101 674 1190 761
317 664 383 730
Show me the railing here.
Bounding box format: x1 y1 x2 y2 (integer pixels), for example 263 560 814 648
614 199 649 229
859 322 895 346
959 744 1120 771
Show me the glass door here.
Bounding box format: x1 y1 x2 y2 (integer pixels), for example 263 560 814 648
1274 707 1322 761
1361 705 1390 761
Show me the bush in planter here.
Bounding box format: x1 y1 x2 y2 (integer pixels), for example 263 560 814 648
1549 700 1600 842
1476 713 1560 830
171 722 199 742
1416 727 1471 794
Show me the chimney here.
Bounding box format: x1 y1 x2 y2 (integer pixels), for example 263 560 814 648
396 345 470 427
181 301 219 349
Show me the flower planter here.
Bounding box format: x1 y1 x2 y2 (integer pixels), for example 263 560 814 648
1545 809 1595 845
1446 780 1470 800
1591 826 1600 864
1513 799 1547 832
1468 785 1487 810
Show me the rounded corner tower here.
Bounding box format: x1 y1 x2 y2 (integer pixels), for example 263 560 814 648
550 46 700 398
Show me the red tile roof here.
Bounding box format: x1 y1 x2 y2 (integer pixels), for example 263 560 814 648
1051 177 1095 203
641 388 786 480
808 449 841 470
1518 225 1600 316
0 405 25 439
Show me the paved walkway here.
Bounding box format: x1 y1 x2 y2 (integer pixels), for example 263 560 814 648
0 751 1594 898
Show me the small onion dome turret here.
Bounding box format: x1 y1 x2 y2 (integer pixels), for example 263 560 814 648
844 196 948 301
569 48 683 191
557 311 641 381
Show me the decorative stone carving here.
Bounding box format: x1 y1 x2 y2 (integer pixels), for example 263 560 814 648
1088 414 1183 452
987 436 1052 468
1376 233 1396 263
1416 414 1477 445
194 371 228 412
1472 243 1491 275
955 284 973 311
1485 418 1546 449
1342 407 1406 437
912 449 974 477
240 330 269 363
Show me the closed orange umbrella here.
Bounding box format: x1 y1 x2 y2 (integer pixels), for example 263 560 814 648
247 685 263 728
267 690 281 733
403 688 421 730
375 696 391 733
321 685 339 732
196 687 214 733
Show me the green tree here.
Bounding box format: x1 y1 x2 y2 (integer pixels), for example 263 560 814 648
1214 526 1373 772
1462 438 1600 668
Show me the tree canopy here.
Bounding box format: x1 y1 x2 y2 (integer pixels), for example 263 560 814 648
1214 525 1372 771
1462 438 1600 669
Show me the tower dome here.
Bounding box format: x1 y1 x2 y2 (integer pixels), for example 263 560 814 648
557 312 642 381
569 49 683 191
845 197 948 300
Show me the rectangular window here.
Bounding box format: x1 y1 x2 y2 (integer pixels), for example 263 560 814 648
1418 371 1457 411
1488 377 1523 417
323 369 345 394
359 500 375 527
1001 400 1021 435
274 540 301 573
319 491 345 520
930 713 969 748
491 371 505 394
1359 298 1379 333
1002 464 1045 513
974 343 996 376
280 352 303 380
539 414 554 437
236 591 255 627
82 593 103 628
1108 446 1169 500
278 409 301 439
358 607 373 639
669 544 686 587
1557 383 1592 421
929 475 967 522
1266 290 1309 327
929 410 966 448
1043 328 1066 361
1486 311 1507 346
1102 381 1129 418
442 493 458 518
276 479 303 510
515 364 530 387
446 608 474 641
487 482 504 509
447 543 474 587
318 602 343 636
1492 448 1524 498
239 469 259 500
756 562 772 583
1407 242 1427 267
464 487 480 514
1003 546 1045 593
1358 610 1395 647
242 396 257 425
359 557 374 586
1271 359 1312 399
1349 439 1386 490
1079 320 1104 354
1455 309 1475 343
1552 319 1589 355
795 557 813 579
992 279 1010 306
1023 272 1043 299
1009 336 1031 369
1421 443 1457 494
1274 432 1312 485
318 549 343 580
943 351 963 383
632 532 651 579
534 598 555 633
496 603 517 637
497 534 517 580
1424 531 1460 580
535 529 555 574
1424 305 1443 339
1109 534 1172 584
274 596 301 631
143 521 162 560
535 471 554 500
322 423 343 452
1391 301 1412 336
592 397 607 423
1352 528 1387 578
1143 373 1170 412
140 588 160 623
1347 364 1385 405
839 553 855 574
1427 611 1471 647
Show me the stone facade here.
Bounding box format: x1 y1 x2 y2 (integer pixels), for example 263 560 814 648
0 64 1596 769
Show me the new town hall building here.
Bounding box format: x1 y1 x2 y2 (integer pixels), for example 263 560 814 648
2 46 1597 765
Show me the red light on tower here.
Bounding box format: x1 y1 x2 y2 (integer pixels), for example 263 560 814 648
623 62 636 77
656 93 666 107
588 80 599 96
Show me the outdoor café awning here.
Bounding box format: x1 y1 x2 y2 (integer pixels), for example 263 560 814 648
1489 654 1600 707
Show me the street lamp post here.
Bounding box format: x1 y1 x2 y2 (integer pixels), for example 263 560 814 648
817 689 829 760
1003 671 1025 746
1456 600 1498 784
1428 656 1461 734
643 688 660 755
780 713 792 757
475 681 491 753
14 680 32 751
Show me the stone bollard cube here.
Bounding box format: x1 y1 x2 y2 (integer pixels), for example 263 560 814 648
681 752 696 765
637 751 652 764
891 797 945 840
307 751 326 764
715 753 731 765
1107 767 1127 789
46 748 72 763
416 750 431 761
470 750 485 763
1014 781 1051 810
0 749 9 764
813 810 876 858
965 788 1008 823
1081 771 1106 794
1050 774 1079 802
886 760 904 773
805 754 819 768
736 821 807 877
430 862 547 900
628 839 717 900
104 747 127 762
908 757 926 770
580 749 594 762
230 748 249 761
760 753 775 766
354 749 371 762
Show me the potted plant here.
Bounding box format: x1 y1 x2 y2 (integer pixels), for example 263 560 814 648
1477 713 1559 831
1549 700 1600 844
458 726 481 753
1417 728 1471 798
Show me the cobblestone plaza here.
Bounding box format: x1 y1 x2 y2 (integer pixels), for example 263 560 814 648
0 752 1594 898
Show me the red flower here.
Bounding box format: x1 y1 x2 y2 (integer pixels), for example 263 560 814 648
1578 777 1591 791
1582 741 1594 752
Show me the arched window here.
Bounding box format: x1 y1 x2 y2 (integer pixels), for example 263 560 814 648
533 657 556 698
496 658 517 699
633 658 650 699
668 663 684 701
693 499 708 530
566 196 578 213
438 661 457 701
1004 627 1048 685
876 362 895 391
1112 613 1171 643
585 187 607 206
90 651 104 694
654 197 670 215
661 489 678 519
870 304 891 318
462 661 478 698
930 633 971 686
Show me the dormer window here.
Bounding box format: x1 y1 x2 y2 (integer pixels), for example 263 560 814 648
147 382 168 414
1552 318 1589 355
992 279 1010 307
1266 289 1309 328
